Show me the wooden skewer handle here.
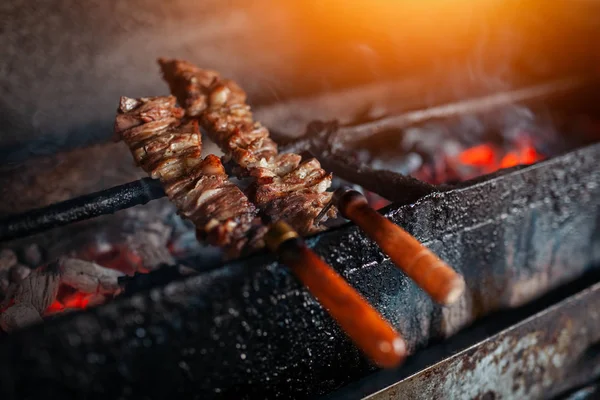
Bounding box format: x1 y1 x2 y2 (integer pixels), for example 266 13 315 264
335 189 465 305
265 222 406 368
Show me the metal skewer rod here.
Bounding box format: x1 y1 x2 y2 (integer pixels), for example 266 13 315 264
0 178 165 243
334 76 588 144
332 188 465 305
264 221 407 368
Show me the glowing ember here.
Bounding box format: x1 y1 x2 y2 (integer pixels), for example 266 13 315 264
42 245 152 316
45 284 107 315
456 139 544 178
458 144 497 168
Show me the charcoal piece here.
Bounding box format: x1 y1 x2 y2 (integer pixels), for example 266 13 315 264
0 303 43 333
126 235 175 271
22 244 43 267
125 222 175 271
0 249 17 271
10 264 31 283
0 271 9 299
12 263 61 313
58 258 124 295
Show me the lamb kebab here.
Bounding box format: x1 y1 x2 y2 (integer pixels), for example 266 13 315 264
113 93 407 368
114 95 266 258
157 58 465 305
158 58 336 235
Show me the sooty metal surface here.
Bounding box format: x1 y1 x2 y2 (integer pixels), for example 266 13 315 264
0 142 599 399
329 280 600 400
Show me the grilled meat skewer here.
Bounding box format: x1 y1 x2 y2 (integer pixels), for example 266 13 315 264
158 58 336 235
114 95 406 368
114 96 266 257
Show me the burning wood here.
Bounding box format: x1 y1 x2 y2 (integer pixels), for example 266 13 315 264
0 257 126 333
9 262 60 314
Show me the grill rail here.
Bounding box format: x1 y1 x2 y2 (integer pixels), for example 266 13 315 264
0 178 165 243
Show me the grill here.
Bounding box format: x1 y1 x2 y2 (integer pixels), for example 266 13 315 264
1 1 599 399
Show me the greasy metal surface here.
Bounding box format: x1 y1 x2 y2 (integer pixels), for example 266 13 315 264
359 282 600 400
0 178 165 242
0 142 599 399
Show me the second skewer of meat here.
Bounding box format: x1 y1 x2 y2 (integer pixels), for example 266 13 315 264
158 58 337 236
114 96 266 257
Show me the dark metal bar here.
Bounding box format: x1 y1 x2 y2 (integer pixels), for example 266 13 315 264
0 178 165 243
325 278 600 400
335 76 588 144
280 77 590 154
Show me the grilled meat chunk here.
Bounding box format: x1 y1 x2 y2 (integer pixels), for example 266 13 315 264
114 96 264 256
159 58 336 235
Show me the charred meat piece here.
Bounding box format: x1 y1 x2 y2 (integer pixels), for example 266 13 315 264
163 155 265 255
114 96 202 181
114 96 265 257
158 58 336 235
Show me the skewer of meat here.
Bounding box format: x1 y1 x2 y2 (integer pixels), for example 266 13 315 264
114 96 266 257
158 59 336 235
114 95 406 368
157 59 465 305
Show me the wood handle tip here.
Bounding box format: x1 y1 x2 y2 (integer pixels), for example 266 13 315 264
336 189 466 306
272 233 408 369
374 336 407 368
437 274 466 306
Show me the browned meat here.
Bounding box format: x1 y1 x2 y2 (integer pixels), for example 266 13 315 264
164 155 264 255
114 96 264 257
158 58 336 235
158 58 245 117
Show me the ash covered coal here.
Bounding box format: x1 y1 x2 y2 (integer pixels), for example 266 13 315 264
0 194 219 331
351 104 600 185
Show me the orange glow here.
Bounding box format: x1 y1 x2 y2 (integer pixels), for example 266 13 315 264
499 152 520 168
458 144 496 167
499 144 542 168
45 287 105 315
62 292 92 309
46 301 65 314
456 140 543 178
